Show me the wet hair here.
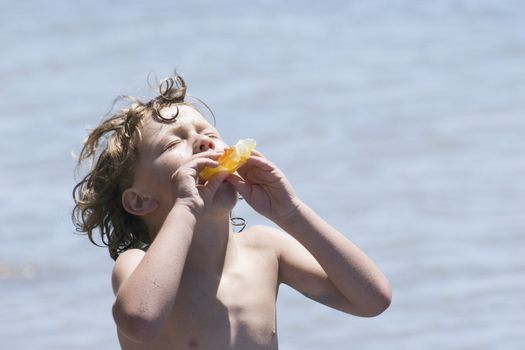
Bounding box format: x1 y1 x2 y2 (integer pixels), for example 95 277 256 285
72 73 244 261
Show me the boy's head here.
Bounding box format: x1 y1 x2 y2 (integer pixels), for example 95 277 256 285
73 74 229 260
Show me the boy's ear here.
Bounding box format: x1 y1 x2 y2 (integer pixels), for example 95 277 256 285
121 188 159 216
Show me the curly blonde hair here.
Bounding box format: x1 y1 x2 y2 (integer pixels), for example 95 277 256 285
72 74 206 260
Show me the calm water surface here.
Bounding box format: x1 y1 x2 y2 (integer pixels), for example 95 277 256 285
1 1 524 349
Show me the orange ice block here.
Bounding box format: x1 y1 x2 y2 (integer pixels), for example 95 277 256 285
199 139 256 181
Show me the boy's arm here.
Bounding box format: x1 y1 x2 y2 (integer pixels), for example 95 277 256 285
227 152 391 317
111 153 226 343
274 203 391 317
111 203 198 343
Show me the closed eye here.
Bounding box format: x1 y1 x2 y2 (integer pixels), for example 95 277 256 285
204 132 219 139
162 139 181 153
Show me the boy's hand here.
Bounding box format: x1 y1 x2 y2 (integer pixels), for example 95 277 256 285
170 150 229 216
226 150 302 223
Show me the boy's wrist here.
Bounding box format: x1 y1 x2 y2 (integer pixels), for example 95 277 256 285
274 198 306 228
171 199 202 222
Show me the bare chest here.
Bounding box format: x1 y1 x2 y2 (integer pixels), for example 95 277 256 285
160 249 279 349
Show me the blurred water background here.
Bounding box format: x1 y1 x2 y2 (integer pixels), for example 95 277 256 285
1 0 524 349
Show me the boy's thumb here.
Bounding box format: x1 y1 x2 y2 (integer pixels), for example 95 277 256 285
225 174 248 196
205 172 230 195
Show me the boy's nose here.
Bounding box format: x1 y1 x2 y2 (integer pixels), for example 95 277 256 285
194 136 215 153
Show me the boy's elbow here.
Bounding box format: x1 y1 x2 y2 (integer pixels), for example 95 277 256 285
362 284 392 317
363 294 391 317
112 301 163 343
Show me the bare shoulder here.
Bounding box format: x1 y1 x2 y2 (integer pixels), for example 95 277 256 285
235 225 293 258
237 224 279 244
111 248 146 295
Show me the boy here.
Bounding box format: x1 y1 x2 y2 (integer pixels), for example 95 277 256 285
73 74 391 349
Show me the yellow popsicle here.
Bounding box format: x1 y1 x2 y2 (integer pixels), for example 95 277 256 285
199 139 256 181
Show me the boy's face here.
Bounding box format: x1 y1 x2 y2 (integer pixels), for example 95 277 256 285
130 104 236 214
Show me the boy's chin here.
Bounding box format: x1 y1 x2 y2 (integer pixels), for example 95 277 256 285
211 181 238 212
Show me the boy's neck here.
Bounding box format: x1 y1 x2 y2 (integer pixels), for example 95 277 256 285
147 208 237 276
184 214 237 276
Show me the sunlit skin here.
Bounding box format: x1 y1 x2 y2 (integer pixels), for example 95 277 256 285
111 105 392 349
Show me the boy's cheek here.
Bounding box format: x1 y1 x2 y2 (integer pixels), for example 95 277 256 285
145 162 176 191
155 154 184 172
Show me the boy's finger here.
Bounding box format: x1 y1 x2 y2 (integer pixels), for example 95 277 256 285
225 174 249 198
190 158 219 171
251 149 266 158
237 155 276 180
193 149 223 160
243 155 274 171
203 172 230 195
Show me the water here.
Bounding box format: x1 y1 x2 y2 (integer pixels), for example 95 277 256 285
1 0 524 349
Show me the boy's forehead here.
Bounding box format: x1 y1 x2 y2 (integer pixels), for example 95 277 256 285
142 105 214 138
160 104 209 124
